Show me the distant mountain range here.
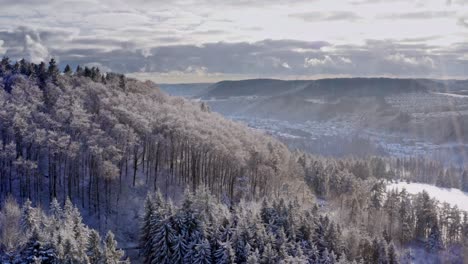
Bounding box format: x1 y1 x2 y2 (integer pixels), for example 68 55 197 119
158 77 468 144
196 78 468 99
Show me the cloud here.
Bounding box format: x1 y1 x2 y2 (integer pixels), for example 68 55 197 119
446 0 468 5
385 53 435 68
281 62 291 69
289 11 361 22
0 40 5 55
0 26 466 80
379 11 456 20
24 34 50 63
304 56 352 68
304 56 335 67
0 28 53 63
458 17 468 28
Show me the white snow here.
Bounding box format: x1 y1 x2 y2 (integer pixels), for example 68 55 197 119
387 182 468 211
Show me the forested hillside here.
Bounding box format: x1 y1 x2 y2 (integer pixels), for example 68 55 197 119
0 57 294 212
0 58 298 262
1 58 467 263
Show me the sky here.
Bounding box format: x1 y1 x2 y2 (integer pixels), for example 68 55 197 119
0 0 467 83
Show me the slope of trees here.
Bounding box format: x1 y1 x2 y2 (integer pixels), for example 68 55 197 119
2 58 467 262
297 152 468 263
0 58 296 227
140 188 400 264
0 196 127 263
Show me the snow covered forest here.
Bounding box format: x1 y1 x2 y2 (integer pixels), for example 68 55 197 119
0 58 467 263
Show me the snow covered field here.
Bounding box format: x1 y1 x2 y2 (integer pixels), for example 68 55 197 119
387 182 468 211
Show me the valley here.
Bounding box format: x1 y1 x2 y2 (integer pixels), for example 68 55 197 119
162 78 468 164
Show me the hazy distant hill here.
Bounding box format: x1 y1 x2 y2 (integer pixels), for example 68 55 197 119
158 82 212 97
201 79 311 98
297 78 429 98
199 77 468 99
193 77 468 143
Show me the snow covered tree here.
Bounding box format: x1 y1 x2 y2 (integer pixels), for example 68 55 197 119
247 249 261 264
261 243 277 263
192 238 212 264
87 230 103 264
387 243 398 264
20 199 39 235
321 248 336 264
426 223 444 253
170 233 187 264
63 64 73 75
150 218 175 264
0 196 22 252
103 231 126 264
140 195 156 262
214 240 236 264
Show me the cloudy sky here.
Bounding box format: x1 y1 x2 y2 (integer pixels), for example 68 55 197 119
1 0 468 83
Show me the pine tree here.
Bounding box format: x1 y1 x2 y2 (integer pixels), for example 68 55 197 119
321 248 336 264
63 64 73 75
87 230 103 264
309 243 319 262
214 240 236 264
151 218 175 264
48 58 60 84
192 238 212 264
358 238 373 263
234 235 249 263
76 65 83 76
49 198 63 222
170 234 187 264
71 205 88 262
21 199 39 234
387 243 398 264
261 243 277 264
336 253 348 264
103 231 125 264
140 195 155 262
462 170 468 192
62 238 83 263
377 239 388 264
21 228 57 263
119 74 126 90
247 249 261 264
426 223 444 253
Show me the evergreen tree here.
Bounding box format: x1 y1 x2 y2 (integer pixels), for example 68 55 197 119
21 228 57 263
119 74 126 90
75 65 83 76
140 195 155 262
48 58 60 84
192 238 212 264
170 234 188 264
426 223 444 253
20 199 39 234
63 64 73 75
462 170 468 192
151 218 175 264
321 248 336 264
87 230 103 264
103 231 125 264
247 249 261 264
377 239 388 264
387 243 398 264
214 240 236 264
261 243 277 264
49 198 63 222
